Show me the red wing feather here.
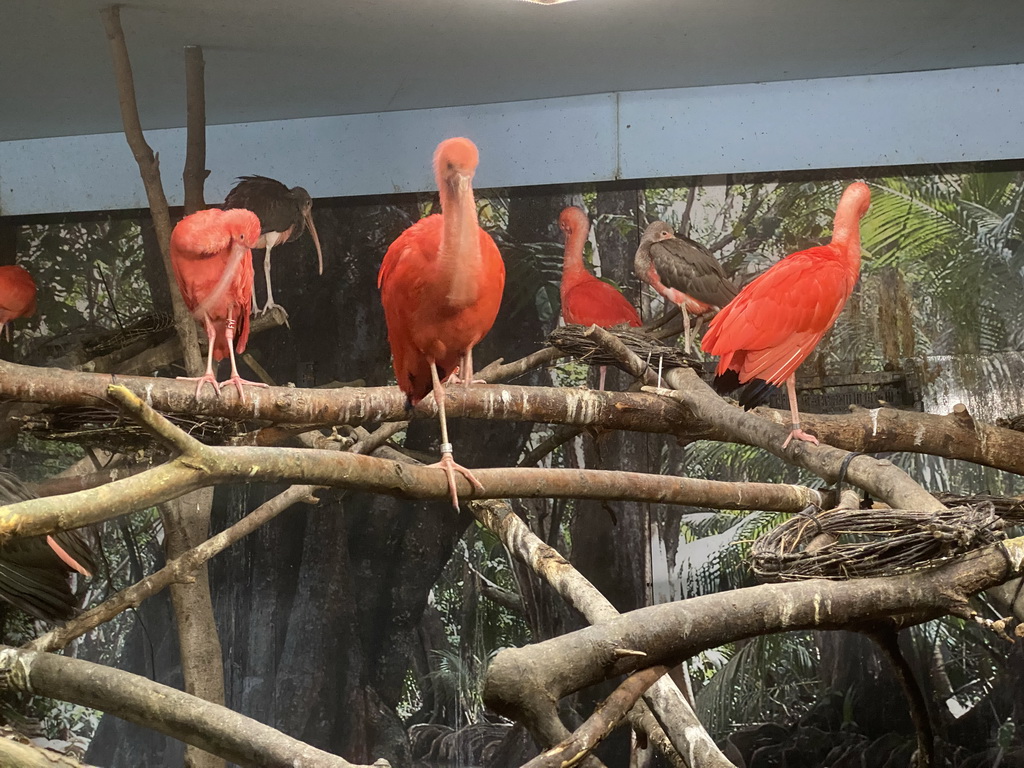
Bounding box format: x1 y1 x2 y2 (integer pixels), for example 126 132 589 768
562 276 641 328
702 245 856 385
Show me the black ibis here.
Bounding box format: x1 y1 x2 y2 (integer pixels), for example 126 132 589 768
0 470 97 623
634 221 737 353
223 175 324 316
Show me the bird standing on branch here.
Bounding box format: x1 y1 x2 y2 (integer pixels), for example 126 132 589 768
0 470 96 624
223 175 324 317
702 181 872 448
634 222 737 353
170 208 268 401
378 137 506 509
558 206 641 390
0 265 37 341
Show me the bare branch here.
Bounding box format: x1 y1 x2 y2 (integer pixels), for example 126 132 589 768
523 666 671 768
471 499 729 768
0 646 387 768
100 4 202 376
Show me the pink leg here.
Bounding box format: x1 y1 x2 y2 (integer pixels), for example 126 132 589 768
448 348 486 387
427 361 484 510
598 365 607 391
781 374 819 448
177 315 221 399
223 308 269 401
680 306 693 354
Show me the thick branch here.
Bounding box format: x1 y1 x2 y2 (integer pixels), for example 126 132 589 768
472 499 729 768
3 362 1021 477
0 646 385 768
484 538 1024 716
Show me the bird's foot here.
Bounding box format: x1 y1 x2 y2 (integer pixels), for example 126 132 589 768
446 369 486 387
256 301 290 328
224 374 270 402
429 450 485 511
178 372 222 399
782 427 819 449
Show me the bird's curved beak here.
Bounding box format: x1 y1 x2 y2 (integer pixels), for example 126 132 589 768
304 209 324 275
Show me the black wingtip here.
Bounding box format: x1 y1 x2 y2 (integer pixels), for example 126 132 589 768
712 369 741 395
738 378 779 411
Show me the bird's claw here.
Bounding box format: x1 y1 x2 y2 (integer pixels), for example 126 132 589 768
225 375 269 403
782 428 819 449
430 452 485 511
178 373 221 399
254 302 290 328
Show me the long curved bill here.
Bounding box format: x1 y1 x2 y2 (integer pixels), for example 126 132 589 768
304 209 324 275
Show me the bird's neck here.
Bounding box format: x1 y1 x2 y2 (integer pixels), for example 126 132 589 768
562 229 589 280
439 186 483 307
830 207 863 276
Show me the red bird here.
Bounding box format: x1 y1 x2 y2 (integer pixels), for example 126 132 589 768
558 206 641 390
634 222 737 353
701 181 872 448
378 137 506 509
0 265 37 341
170 208 268 400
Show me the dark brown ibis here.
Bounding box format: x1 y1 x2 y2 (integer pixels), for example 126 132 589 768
634 221 737 353
0 470 97 623
223 175 324 316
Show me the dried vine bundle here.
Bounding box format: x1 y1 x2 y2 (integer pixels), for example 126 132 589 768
18 404 249 452
936 492 1024 524
751 503 1004 582
548 324 700 374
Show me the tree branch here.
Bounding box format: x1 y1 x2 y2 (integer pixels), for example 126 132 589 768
522 666 671 768
484 537 1024 730
182 45 208 216
0 646 387 768
471 499 729 768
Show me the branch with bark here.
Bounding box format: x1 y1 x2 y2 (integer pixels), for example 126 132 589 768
3 360 1022 476
0 646 389 768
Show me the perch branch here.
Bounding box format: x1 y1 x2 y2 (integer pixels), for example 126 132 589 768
522 666 671 768
472 499 727 768
182 45 208 215
484 537 1024 729
0 646 386 768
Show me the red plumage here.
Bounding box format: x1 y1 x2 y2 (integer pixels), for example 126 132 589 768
558 207 641 329
378 137 505 509
0 265 37 338
702 181 871 446
378 138 506 405
170 208 266 399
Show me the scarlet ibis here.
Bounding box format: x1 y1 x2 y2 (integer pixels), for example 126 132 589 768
378 138 506 509
170 208 268 400
702 181 872 448
634 222 737 353
223 176 324 316
0 265 37 341
558 206 641 390
0 470 96 623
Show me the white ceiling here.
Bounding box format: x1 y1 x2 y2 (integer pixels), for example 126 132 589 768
4 0 1024 142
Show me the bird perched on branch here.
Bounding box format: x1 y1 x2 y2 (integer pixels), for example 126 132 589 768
223 175 324 316
558 206 641 390
0 265 37 341
170 208 268 400
0 470 96 624
378 137 505 509
702 181 872 448
634 222 736 353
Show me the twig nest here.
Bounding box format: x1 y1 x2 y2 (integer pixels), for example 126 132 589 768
751 503 1004 582
547 325 700 373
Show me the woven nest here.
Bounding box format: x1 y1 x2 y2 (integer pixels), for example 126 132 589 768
750 503 1005 582
83 312 176 357
935 492 1024 525
18 405 251 453
548 325 700 373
